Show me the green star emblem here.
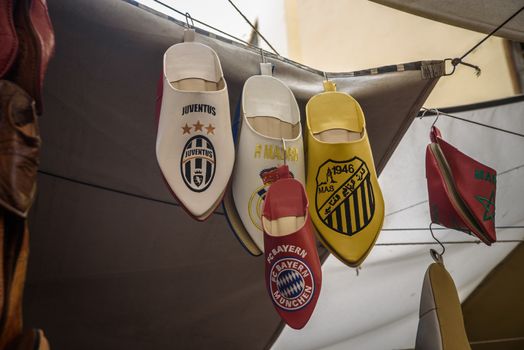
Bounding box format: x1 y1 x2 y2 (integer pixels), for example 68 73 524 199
475 190 495 221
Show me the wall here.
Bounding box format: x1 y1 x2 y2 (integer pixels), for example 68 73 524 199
284 0 516 108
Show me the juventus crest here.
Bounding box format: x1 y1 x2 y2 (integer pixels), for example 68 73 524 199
180 135 216 192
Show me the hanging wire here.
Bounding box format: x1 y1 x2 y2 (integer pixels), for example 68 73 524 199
375 240 524 246
138 0 443 79
460 6 524 62
387 162 524 219
444 5 524 76
37 169 227 216
419 108 524 138
152 0 279 55
34 171 524 247
381 226 524 231
147 0 520 80
226 0 280 55
470 336 524 345
38 169 524 246
152 0 258 49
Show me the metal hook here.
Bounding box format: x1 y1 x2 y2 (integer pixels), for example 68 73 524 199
431 109 440 128
420 107 440 128
419 107 430 120
323 71 328 82
185 12 194 29
429 222 445 263
260 48 266 63
443 58 456 77
356 265 361 277
281 138 287 166
443 57 481 77
259 47 273 75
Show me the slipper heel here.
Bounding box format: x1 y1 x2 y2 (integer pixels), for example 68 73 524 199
263 178 307 224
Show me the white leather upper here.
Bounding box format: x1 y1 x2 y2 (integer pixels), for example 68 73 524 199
164 42 222 83
232 75 305 251
243 75 300 125
156 42 234 218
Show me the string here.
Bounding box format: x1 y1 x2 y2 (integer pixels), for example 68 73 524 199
460 6 524 62
382 226 524 231
143 0 439 80
37 171 524 246
419 108 524 138
148 0 521 79
37 169 227 216
226 0 280 55
445 5 524 76
469 336 524 345
387 163 524 219
38 169 524 233
376 240 524 247
151 0 257 49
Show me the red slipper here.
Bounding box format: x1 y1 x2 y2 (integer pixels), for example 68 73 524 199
7 0 55 115
426 126 496 244
262 166 321 329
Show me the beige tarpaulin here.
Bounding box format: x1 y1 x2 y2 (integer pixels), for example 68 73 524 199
371 0 524 42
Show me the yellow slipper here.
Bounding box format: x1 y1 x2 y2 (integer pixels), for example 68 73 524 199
305 81 385 267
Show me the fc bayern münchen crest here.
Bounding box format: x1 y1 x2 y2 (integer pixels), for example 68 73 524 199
269 257 314 311
315 157 375 236
180 135 216 192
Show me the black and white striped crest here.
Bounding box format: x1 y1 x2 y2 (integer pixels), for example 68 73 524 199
315 157 375 236
180 135 216 192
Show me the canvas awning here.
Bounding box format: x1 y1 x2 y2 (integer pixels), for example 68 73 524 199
371 0 524 42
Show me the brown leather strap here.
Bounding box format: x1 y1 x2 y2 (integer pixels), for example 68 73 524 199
0 80 40 218
6 328 49 350
0 209 29 349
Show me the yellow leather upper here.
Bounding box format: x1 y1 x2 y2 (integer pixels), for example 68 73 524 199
429 263 471 350
305 83 384 267
307 93 364 134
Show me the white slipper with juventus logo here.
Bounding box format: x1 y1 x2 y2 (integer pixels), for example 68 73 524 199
223 63 305 254
156 35 234 221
